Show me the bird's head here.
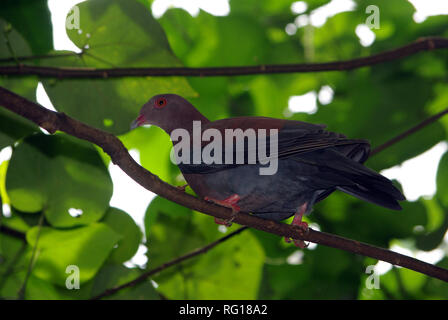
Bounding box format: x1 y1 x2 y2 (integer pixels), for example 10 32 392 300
131 94 207 133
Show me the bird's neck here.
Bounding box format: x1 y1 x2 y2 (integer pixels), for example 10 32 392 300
165 111 210 135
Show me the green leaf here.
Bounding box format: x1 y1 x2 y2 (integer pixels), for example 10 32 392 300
161 9 269 67
144 196 265 299
258 244 362 299
26 223 121 285
0 0 52 55
0 106 38 150
416 179 448 251
0 235 63 300
155 229 265 299
1 210 33 233
436 151 448 207
316 192 427 248
144 196 199 266
41 0 196 135
421 258 448 299
102 207 142 264
6 133 113 227
119 126 179 184
1 271 63 300
0 19 39 149
0 233 28 278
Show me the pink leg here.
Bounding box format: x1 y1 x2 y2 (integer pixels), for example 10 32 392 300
284 203 309 248
204 194 241 226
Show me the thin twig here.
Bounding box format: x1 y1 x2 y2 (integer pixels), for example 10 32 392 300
0 225 26 241
0 86 447 283
0 242 27 295
90 226 249 300
0 51 82 64
371 108 448 156
17 212 44 300
0 37 447 78
3 24 20 66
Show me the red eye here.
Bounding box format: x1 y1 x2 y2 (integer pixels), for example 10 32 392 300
154 97 167 108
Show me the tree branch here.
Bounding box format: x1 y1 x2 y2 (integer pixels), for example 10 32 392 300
0 51 82 64
90 226 249 300
0 225 27 241
0 86 447 283
0 37 447 78
371 107 448 156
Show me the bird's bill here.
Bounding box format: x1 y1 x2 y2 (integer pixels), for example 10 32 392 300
130 114 146 129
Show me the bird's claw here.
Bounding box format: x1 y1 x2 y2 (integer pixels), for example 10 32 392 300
176 184 188 192
205 194 241 227
214 216 235 227
284 236 309 248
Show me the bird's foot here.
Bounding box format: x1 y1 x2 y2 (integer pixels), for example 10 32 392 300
284 237 308 248
176 184 189 192
284 203 309 248
205 194 241 227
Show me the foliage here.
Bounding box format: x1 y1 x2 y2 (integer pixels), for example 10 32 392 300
0 0 447 299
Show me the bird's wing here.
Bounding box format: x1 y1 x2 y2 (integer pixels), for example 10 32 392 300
272 123 370 161
290 148 405 209
177 117 370 174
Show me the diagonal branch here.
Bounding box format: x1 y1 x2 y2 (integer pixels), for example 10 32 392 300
0 225 27 241
0 86 447 283
371 107 448 156
0 37 447 78
0 51 82 64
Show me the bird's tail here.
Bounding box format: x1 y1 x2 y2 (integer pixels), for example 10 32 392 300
334 159 405 210
330 141 405 210
337 183 405 210
313 145 405 210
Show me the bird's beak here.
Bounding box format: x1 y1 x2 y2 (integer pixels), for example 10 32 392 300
130 114 146 129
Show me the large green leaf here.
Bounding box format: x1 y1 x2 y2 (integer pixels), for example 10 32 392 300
119 125 179 184
1 268 63 300
160 9 269 67
154 228 265 299
0 19 39 149
421 258 448 299
258 245 362 299
315 190 427 248
6 133 113 227
26 223 121 285
0 106 38 150
102 207 142 264
144 196 199 265
41 0 195 135
144 196 265 299
0 0 52 55
436 151 448 207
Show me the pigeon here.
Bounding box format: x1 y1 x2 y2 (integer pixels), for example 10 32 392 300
131 94 405 247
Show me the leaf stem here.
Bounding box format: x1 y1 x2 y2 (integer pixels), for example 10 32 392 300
17 212 44 299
